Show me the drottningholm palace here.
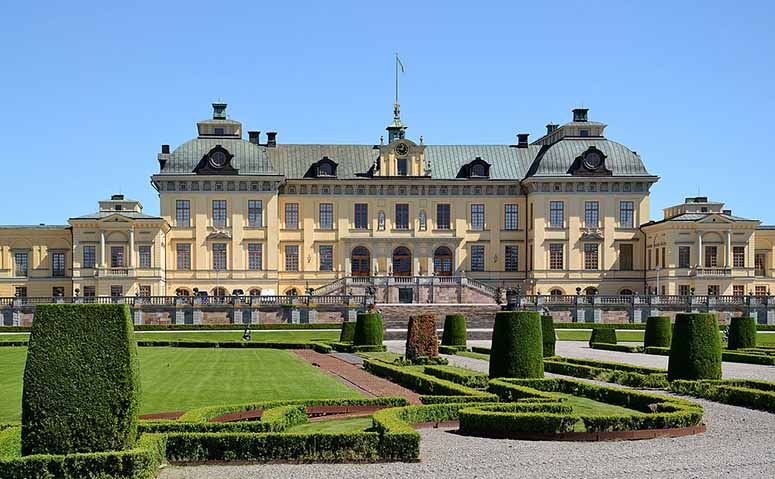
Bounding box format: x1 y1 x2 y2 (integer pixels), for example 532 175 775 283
1 103 774 317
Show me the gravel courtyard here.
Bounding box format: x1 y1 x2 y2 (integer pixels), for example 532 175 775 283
157 341 775 479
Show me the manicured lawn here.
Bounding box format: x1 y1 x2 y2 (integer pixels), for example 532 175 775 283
0 330 341 343
558 393 639 416
0 335 28 343
286 416 373 433
0 347 361 422
555 330 645 342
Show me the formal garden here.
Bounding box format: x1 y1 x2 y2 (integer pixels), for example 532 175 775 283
1 305 775 478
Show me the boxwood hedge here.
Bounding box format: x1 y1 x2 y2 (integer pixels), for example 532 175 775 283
489 311 544 379
727 316 756 350
353 312 384 346
644 316 672 348
441 314 467 346
22 304 140 456
668 313 722 381
339 321 356 342
588 328 617 347
541 316 556 357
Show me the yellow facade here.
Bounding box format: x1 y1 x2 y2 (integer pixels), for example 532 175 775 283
2 103 774 299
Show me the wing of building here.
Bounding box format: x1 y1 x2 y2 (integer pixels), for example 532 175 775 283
1 103 773 300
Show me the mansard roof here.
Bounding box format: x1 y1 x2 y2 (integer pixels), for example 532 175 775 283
525 138 652 178
158 138 278 176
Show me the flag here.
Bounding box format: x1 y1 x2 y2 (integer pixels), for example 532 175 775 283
396 54 405 73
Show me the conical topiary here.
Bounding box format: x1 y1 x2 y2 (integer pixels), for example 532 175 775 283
489 311 544 379
668 313 722 381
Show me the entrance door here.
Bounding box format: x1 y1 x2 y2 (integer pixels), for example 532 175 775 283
433 247 453 276
392 247 412 276
351 247 371 277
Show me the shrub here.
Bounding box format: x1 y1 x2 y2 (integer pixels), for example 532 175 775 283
441 314 467 346
644 316 672 348
423 365 489 388
541 316 556 357
489 311 544 379
544 358 668 389
438 345 464 355
22 304 140 456
668 313 722 381
670 379 775 413
405 314 439 361
590 343 643 353
722 351 775 365
645 346 670 356
588 328 616 347
339 321 356 342
353 312 383 346
727 316 756 350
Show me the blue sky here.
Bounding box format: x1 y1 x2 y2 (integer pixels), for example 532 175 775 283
1 1 773 224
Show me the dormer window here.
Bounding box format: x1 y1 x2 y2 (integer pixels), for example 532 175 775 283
471 164 486 177
458 157 491 179
306 157 338 178
579 129 589 137
318 162 334 177
214 127 225 135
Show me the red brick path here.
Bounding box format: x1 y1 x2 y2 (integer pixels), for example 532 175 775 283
293 350 423 405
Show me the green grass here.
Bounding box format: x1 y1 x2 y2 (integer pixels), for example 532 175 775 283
356 351 404 363
0 427 21 459
0 347 361 422
135 330 341 342
285 416 374 433
557 393 639 416
0 335 29 343
457 351 490 361
555 330 645 342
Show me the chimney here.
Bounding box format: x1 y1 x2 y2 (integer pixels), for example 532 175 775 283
266 131 277 147
572 108 589 122
517 133 529 148
546 123 559 135
161 144 170 154
248 131 261 145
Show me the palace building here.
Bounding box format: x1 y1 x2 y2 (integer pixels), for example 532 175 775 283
1 102 773 300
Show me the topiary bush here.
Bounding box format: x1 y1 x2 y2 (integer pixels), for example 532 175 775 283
340 321 356 343
22 304 140 456
727 316 757 350
668 313 722 381
644 316 672 348
489 311 544 379
441 314 467 346
540 316 556 357
405 314 439 361
353 312 384 346
588 328 617 347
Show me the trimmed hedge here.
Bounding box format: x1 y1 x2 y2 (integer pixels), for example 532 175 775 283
644 316 672 348
22 304 140 456
544 357 668 389
136 339 332 353
670 379 775 412
489 311 544 379
438 345 465 355
588 328 617 347
722 351 775 365
441 314 467 346
330 342 387 353
668 313 722 381
136 323 344 331
405 314 439 360
590 343 643 353
727 316 757 350
541 316 556 357
353 312 384 346
423 365 489 389
645 346 670 356
339 321 356 342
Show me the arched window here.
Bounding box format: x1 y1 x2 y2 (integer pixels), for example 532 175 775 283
351 247 371 277
286 288 298 296
470 163 486 177
378 211 386 231
249 288 261 296
549 288 564 296
175 288 191 296
433 247 453 276
212 287 228 297
392 247 412 276
619 288 635 296
584 287 599 296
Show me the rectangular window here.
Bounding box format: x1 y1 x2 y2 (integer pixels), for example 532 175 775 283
319 245 333 271
619 244 633 271
395 204 409 229
504 245 519 272
756 286 768 296
83 286 95 298
549 244 564 270
285 203 299 229
83 246 96 268
52 252 66 277
549 201 564 228
755 253 766 276
661 247 666 269
471 204 485 230
285 245 299 272
176 200 190 227
647 248 652 270
470 245 485 272
619 201 634 228
679 246 691 268
354 204 369 229
707 285 719 296
705 246 718 267
655 248 660 269
176 244 191 270
436 204 451 230
212 200 227 228
248 200 263 227
733 246 745 268
319 203 334 230
110 247 124 268
15 286 27 298
397 158 408 176
678 285 690 296
110 285 123 297
139 246 151 269
733 285 745 297
139 285 151 297
504 204 519 231
584 201 599 228
584 244 599 270
212 243 227 270
15 252 28 277
248 243 263 271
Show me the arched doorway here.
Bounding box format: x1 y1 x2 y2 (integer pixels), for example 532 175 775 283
175 288 191 296
249 288 261 296
619 288 635 296
584 287 599 296
351 247 371 277
212 287 228 297
433 247 453 276
392 247 412 276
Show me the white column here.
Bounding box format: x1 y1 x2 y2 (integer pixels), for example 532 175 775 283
413 255 420 276
726 230 732 268
697 232 703 267
344 247 351 276
100 231 106 267
129 229 135 268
